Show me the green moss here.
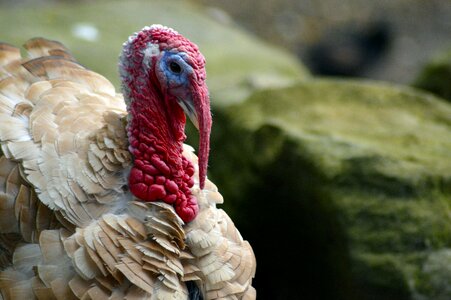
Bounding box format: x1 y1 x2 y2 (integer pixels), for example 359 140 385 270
416 250 451 299
413 50 451 102
208 121 356 299
207 79 451 299
352 253 412 300
235 80 451 179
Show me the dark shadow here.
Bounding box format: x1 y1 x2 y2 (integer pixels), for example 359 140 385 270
303 21 391 77
202 112 357 300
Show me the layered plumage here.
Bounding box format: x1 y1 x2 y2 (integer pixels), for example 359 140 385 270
0 26 256 299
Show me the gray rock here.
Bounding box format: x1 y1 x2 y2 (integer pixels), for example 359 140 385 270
413 50 451 102
207 79 451 299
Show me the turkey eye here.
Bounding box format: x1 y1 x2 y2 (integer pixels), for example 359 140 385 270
169 61 182 74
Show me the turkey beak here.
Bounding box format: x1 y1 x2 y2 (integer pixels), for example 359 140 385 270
177 96 199 130
178 84 211 190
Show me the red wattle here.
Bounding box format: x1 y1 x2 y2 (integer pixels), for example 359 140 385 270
124 28 207 223
175 195 199 223
128 117 198 223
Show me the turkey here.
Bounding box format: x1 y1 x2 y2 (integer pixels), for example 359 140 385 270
0 25 256 299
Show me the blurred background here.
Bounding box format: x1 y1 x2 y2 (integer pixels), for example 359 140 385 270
1 0 450 299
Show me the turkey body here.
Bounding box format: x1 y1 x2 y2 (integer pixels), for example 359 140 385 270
0 28 256 299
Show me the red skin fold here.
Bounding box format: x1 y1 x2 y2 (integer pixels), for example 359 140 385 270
123 27 209 223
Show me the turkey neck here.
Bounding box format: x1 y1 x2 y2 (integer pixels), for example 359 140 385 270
122 65 197 223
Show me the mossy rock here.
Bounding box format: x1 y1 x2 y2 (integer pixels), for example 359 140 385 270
413 50 451 102
206 79 451 299
0 0 308 105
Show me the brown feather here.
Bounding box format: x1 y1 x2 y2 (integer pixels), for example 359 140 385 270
31 276 57 300
22 56 83 79
0 43 20 67
23 38 74 61
0 36 256 299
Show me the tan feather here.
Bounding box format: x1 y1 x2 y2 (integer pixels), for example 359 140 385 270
90 241 119 274
36 201 57 234
117 237 143 264
24 81 52 103
115 262 154 295
13 244 42 277
22 57 81 78
12 102 32 118
0 193 18 234
0 36 256 299
0 43 20 67
0 234 21 268
0 76 30 101
23 57 114 96
94 231 120 261
23 38 74 60
73 247 100 280
82 286 109 300
94 274 116 292
8 278 34 299
68 275 92 298
31 276 56 300
124 285 150 300
49 277 77 300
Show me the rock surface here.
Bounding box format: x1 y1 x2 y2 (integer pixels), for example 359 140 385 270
207 80 451 299
413 50 451 102
194 0 451 84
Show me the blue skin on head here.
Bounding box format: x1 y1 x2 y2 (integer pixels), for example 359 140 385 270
158 51 193 93
157 51 197 122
